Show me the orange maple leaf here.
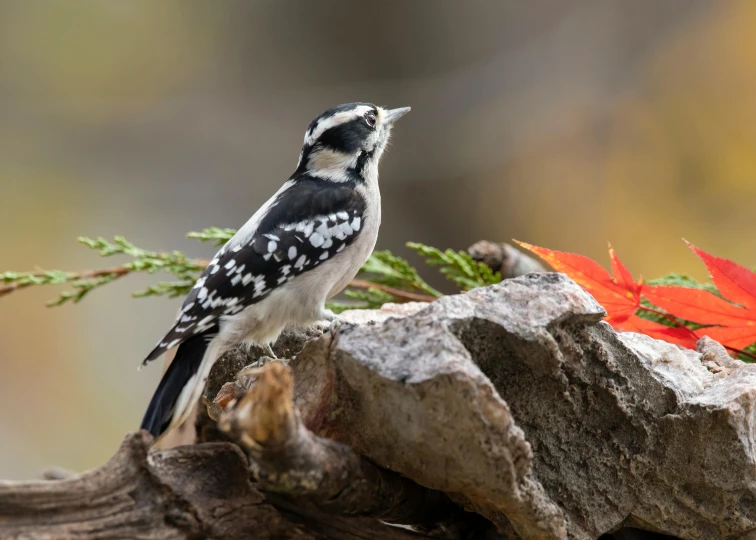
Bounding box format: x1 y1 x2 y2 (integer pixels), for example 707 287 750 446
641 245 756 352
683 244 756 350
689 243 756 310
516 241 701 350
515 241 642 325
642 286 748 328
515 241 756 356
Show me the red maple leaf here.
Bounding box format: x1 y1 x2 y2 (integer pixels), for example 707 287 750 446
642 286 747 328
662 244 756 351
515 242 642 325
516 241 701 350
689 243 756 310
516 241 756 355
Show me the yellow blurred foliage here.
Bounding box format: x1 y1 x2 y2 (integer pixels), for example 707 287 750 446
0 1 218 118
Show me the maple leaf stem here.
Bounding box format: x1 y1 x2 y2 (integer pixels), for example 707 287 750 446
722 345 756 362
637 306 756 362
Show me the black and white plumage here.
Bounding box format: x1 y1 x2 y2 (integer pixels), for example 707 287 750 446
141 102 410 439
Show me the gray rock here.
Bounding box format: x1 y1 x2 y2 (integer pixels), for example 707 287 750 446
208 272 756 539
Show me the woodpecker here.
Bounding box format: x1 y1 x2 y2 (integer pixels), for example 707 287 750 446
140 102 410 439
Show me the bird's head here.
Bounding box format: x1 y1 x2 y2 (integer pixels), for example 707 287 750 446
295 102 410 183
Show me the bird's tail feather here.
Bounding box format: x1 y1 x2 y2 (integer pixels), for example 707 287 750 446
140 332 221 440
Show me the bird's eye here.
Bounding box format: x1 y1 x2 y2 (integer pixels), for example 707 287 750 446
365 111 377 128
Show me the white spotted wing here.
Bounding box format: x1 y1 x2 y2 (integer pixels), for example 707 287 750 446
144 180 366 363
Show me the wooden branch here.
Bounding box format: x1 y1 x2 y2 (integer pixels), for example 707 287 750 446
467 240 546 278
219 362 483 534
0 431 450 540
347 278 437 303
0 432 287 539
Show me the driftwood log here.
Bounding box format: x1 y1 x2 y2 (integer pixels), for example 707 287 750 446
3 266 756 539
467 240 547 278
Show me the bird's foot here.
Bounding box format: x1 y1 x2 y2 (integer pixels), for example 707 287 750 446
235 344 278 381
329 317 344 336
236 355 279 381
315 309 344 336
320 308 339 322
263 343 277 360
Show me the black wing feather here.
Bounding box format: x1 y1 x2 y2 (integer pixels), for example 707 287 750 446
144 178 366 363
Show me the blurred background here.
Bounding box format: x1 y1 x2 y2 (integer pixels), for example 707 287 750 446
0 0 754 479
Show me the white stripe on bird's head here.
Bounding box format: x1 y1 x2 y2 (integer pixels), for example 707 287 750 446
296 102 410 183
304 105 373 146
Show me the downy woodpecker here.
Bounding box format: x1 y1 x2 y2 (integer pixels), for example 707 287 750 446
140 102 410 439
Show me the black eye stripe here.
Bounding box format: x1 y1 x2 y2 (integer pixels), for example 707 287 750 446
316 118 369 153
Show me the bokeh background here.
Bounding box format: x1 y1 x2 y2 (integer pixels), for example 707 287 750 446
1 0 754 479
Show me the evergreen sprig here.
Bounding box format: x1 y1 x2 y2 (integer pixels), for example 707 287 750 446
2 231 739 323
0 268 125 306
0 235 209 306
326 249 443 312
360 250 442 298
75 236 206 301
0 232 504 311
406 242 501 290
646 273 718 294
187 227 236 246
79 236 206 275
48 272 126 307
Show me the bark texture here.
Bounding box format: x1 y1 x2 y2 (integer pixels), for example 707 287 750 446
3 273 756 539
467 240 547 278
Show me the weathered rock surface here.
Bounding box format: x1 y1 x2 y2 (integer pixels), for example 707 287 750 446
287 273 756 539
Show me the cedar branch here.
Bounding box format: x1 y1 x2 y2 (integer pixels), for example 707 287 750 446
0 260 436 305
0 266 132 298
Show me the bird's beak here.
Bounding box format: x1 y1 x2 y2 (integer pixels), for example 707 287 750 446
384 106 411 124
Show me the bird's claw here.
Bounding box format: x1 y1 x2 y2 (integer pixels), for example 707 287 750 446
263 344 277 359
313 309 343 335
328 317 344 336
235 344 278 380
320 308 340 322
236 356 276 381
